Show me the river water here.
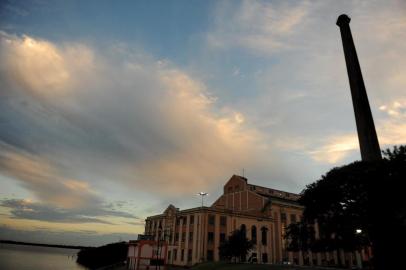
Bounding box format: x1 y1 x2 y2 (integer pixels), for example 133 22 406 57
0 243 87 270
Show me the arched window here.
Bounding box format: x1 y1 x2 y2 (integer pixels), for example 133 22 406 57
251 225 257 244
240 224 246 238
261 227 268 245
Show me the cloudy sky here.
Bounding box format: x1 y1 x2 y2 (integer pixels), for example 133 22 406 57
0 0 405 246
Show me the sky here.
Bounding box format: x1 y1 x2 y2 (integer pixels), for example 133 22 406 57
0 0 405 246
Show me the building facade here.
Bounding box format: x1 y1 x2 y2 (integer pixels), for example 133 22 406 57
144 175 370 267
128 239 167 270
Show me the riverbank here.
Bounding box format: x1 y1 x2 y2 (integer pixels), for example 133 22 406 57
0 240 91 250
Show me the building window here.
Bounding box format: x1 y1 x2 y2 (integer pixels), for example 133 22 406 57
189 232 193 242
220 233 226 243
262 253 268 263
208 214 215 225
228 186 233 193
168 250 171 261
220 216 227 226
188 249 192 262
182 232 186 242
207 250 214 261
208 232 214 243
181 249 184 261
251 225 257 244
261 227 268 245
235 185 239 191
174 249 177 261
281 213 287 222
176 218 180 225
169 232 173 242
175 233 179 242
240 224 247 238
290 214 297 223
190 215 194 225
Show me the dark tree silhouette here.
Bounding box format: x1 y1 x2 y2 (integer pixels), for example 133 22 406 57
218 228 253 263
284 221 316 265
77 241 128 269
294 145 406 270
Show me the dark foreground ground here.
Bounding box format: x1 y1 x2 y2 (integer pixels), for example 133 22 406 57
113 262 343 270
165 262 342 270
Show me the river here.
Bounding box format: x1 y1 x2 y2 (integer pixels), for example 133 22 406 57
0 243 87 270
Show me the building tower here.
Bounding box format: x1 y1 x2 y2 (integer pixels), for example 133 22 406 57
336 14 382 161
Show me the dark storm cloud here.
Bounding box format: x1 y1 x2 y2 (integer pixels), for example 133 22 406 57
126 221 145 226
0 225 138 246
1 199 137 224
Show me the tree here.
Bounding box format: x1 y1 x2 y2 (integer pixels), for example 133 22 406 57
218 228 253 263
296 145 406 270
285 221 316 265
77 241 128 269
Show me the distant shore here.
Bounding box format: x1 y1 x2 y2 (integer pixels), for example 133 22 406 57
0 240 92 250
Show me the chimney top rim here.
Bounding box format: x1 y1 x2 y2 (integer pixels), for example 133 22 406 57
337 14 351 27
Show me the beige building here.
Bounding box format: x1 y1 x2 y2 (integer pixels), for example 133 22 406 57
144 175 371 267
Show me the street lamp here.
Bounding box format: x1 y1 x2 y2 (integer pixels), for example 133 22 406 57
156 225 163 270
354 228 362 269
156 225 170 270
197 192 209 207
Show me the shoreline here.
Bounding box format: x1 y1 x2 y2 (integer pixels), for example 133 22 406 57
0 240 92 250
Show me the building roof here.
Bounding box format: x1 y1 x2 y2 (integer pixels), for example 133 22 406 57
146 175 303 221
146 206 274 221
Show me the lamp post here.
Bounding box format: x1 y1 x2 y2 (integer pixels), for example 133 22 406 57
156 225 162 270
155 225 170 270
355 228 362 269
197 192 208 207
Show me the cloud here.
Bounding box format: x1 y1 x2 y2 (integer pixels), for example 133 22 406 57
0 225 138 246
1 1 405 223
308 134 358 164
0 31 269 201
206 0 406 167
0 143 100 209
0 198 138 224
126 221 145 226
0 31 94 96
207 0 310 54
307 99 406 164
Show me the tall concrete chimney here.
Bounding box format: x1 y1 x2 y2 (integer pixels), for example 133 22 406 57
336 14 381 161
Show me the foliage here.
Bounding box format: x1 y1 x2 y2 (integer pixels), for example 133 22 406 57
285 221 315 252
76 241 128 269
289 145 406 269
382 145 406 162
218 229 253 262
